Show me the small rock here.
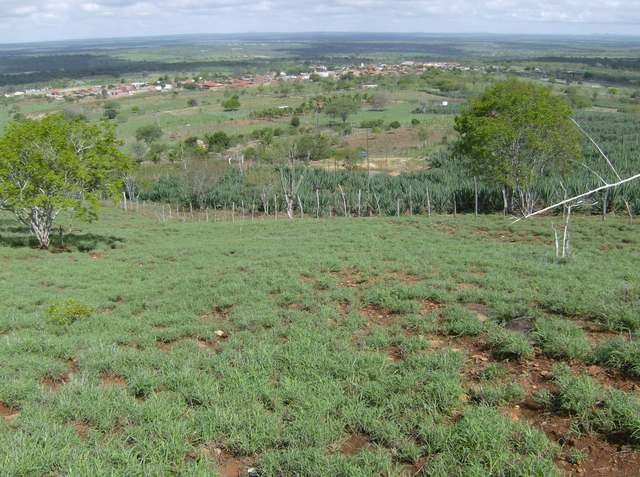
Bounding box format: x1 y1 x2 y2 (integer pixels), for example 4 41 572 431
214 330 227 338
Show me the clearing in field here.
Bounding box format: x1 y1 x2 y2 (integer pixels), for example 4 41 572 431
1 209 640 476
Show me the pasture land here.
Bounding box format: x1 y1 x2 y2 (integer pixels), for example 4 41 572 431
1 209 639 476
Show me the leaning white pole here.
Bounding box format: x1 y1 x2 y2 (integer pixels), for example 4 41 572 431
513 172 640 223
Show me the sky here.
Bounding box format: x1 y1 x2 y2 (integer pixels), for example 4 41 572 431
2 0 640 43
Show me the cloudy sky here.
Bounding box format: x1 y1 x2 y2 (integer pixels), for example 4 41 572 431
2 0 640 43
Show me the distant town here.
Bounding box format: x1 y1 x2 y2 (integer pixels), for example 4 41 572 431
2 61 470 100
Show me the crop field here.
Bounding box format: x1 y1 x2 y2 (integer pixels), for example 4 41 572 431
1 208 640 476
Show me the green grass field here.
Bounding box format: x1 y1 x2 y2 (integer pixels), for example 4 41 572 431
1 208 639 476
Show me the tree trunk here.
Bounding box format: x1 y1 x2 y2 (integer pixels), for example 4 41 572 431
28 206 54 249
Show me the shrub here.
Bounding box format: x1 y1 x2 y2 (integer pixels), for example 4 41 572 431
592 338 640 378
532 318 591 360
389 121 401 129
47 299 94 326
470 382 525 406
290 116 300 128
423 406 559 476
486 326 533 360
411 118 420 126
441 305 484 337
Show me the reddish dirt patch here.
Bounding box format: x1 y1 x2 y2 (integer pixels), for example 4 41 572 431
284 303 305 311
383 346 402 362
201 447 254 477
518 404 640 477
73 421 91 439
360 305 398 327
334 268 369 288
201 305 235 322
299 273 315 283
420 300 444 315
458 282 479 290
386 270 421 284
100 373 127 388
155 340 175 352
340 432 372 456
196 339 218 353
0 402 19 420
464 303 489 322
42 359 78 390
337 301 350 315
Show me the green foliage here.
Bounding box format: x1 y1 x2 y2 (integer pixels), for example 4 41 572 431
222 95 240 111
135 123 163 144
388 120 401 129
290 116 300 128
424 406 559 476
0 115 130 248
454 79 581 213
46 298 94 326
532 318 591 360
470 382 525 406
592 338 640 378
324 95 361 124
550 366 640 443
205 131 231 152
441 305 484 337
486 326 533 361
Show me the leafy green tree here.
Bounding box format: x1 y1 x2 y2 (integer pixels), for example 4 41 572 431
454 79 581 215
0 115 130 248
206 131 232 151
290 116 301 128
135 124 163 145
324 95 360 124
222 95 241 111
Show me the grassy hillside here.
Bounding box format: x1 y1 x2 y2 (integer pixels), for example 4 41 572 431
1 209 639 476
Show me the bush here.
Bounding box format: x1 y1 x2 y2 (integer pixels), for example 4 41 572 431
389 121 401 129
486 326 533 360
47 299 94 326
470 382 525 406
532 318 591 360
442 305 484 337
290 116 300 128
359 119 384 129
411 118 420 126
592 338 640 378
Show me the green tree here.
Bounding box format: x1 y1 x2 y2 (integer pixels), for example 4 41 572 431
135 124 163 145
454 79 580 215
0 115 130 248
222 95 241 111
324 95 360 125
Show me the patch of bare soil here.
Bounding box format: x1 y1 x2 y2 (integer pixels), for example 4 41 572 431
458 282 478 290
464 303 489 322
360 305 399 327
339 433 372 456
200 446 254 477
155 340 176 352
42 359 78 390
517 403 640 477
333 268 370 288
383 346 402 362
73 421 91 439
100 372 127 388
386 270 421 284
337 301 350 315
196 339 218 353
201 305 234 322
299 273 315 283
420 300 444 315
0 402 19 420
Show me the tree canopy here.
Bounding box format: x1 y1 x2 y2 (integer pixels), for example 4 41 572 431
135 124 163 145
454 79 581 214
324 95 361 124
0 115 130 248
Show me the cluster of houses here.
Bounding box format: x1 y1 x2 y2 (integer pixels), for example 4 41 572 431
2 60 473 101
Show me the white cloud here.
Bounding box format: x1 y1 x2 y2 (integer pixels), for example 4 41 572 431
1 0 640 42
